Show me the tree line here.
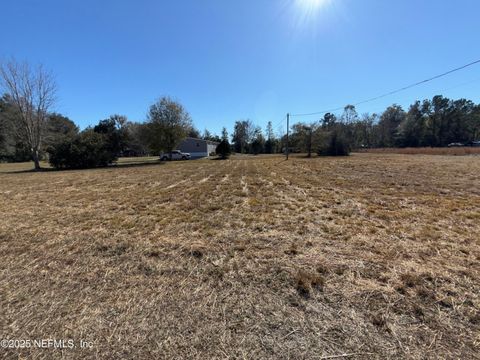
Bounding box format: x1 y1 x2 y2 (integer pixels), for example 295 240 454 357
0 59 227 169
1 59 479 169
0 93 211 169
317 99 480 149
228 96 480 157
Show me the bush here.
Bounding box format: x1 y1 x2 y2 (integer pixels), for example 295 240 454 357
216 140 231 159
0 140 42 163
11 142 34 162
48 131 118 169
317 128 351 156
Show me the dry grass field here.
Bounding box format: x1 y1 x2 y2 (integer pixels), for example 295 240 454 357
358 147 480 156
0 154 479 359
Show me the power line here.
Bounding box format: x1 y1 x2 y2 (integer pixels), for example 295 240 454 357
291 58 480 118
272 116 284 133
273 115 287 133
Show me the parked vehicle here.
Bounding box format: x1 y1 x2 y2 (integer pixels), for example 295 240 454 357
160 150 191 161
447 142 464 147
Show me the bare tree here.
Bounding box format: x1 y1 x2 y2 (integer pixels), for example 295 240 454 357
0 59 56 169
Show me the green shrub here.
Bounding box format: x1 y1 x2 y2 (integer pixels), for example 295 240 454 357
48 131 118 169
216 140 231 159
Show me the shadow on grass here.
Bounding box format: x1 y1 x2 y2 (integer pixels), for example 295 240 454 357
1 159 167 174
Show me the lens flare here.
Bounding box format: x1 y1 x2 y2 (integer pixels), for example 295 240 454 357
292 0 332 29
296 0 330 12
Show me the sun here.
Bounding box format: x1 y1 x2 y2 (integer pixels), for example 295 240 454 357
296 0 330 11
293 0 332 23
288 0 335 33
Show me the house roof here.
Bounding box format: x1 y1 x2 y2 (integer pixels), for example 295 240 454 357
184 137 220 145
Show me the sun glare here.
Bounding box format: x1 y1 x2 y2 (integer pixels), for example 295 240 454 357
292 0 332 28
296 0 329 11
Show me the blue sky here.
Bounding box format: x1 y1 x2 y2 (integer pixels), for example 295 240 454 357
1 0 479 136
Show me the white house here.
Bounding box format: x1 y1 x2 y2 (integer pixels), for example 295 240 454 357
179 137 219 159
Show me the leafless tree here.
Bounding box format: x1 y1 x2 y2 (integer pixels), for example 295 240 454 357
0 59 57 170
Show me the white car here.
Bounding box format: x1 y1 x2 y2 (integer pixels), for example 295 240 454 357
160 150 191 161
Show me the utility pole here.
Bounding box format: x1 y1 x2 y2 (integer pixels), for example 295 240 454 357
305 126 312 158
286 113 290 160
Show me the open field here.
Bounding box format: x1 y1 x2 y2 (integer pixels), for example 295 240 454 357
0 154 479 359
358 147 480 156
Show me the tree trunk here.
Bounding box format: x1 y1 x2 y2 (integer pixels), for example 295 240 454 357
32 149 41 170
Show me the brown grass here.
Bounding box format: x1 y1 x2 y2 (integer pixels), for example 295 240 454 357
357 147 480 156
0 154 479 359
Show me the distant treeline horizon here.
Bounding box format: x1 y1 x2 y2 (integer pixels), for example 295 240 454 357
1 92 479 164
